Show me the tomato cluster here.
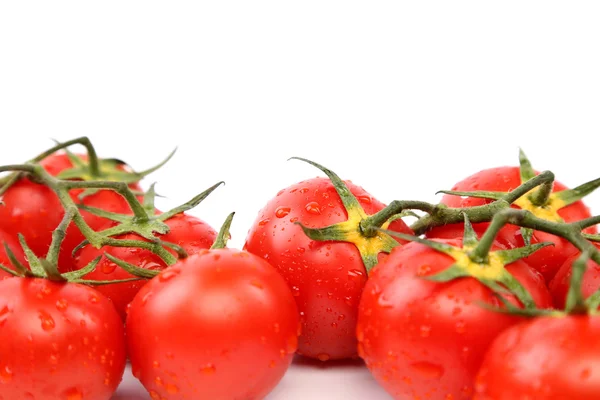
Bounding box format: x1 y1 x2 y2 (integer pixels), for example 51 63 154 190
1 140 600 400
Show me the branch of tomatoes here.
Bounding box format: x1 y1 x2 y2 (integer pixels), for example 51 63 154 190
0 137 219 269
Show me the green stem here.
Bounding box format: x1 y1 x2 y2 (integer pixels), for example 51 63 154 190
529 179 554 207
360 200 438 237
502 170 555 204
469 213 508 263
46 207 76 268
573 215 600 231
62 180 148 221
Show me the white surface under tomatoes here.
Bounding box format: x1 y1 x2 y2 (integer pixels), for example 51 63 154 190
113 357 391 400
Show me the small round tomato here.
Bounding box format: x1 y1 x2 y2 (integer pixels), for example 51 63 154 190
357 238 552 400
0 230 27 279
75 213 217 320
427 166 595 282
126 248 300 400
0 277 126 400
549 245 600 309
0 152 141 273
474 315 600 399
244 176 412 361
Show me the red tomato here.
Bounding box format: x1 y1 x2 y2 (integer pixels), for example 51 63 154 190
357 238 552 400
126 248 300 400
244 177 413 361
75 213 217 320
0 230 27 280
549 245 600 309
0 152 139 273
0 277 126 400
474 315 600 399
427 166 595 282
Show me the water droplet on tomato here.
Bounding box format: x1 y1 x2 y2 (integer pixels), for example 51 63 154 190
0 306 10 326
200 363 216 374
455 321 466 334
56 299 68 311
331 322 338 328
409 361 444 379
317 353 330 362
166 384 179 394
0 366 13 383
377 294 394 308
49 354 59 365
291 286 300 297
305 202 321 215
101 262 117 274
338 314 346 321
357 343 366 358
141 292 153 306
89 294 99 304
64 387 83 400
39 312 55 331
159 269 179 282
420 325 432 338
299 187 309 194
149 390 160 400
347 269 365 282
258 218 270 227
344 296 353 306
275 207 291 218
277 189 285 196
250 280 264 289
581 368 592 380
417 264 432 276
286 335 298 353
357 195 372 204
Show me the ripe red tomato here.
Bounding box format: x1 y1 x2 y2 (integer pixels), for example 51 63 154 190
0 152 140 273
126 248 300 400
75 213 217 320
427 166 595 282
549 245 600 309
244 176 413 361
0 277 126 400
0 230 27 280
474 315 600 399
357 238 552 400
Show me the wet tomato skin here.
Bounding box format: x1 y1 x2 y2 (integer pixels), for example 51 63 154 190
126 248 300 400
75 213 217 320
474 316 600 399
0 277 126 400
427 166 595 283
357 238 552 400
244 177 413 361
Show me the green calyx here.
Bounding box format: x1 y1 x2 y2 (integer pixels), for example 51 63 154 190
289 157 403 274
109 212 236 279
73 181 225 265
380 214 551 309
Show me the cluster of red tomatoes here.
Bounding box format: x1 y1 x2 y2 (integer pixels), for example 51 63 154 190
0 144 599 400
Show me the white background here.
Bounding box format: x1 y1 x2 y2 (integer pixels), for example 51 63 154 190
1 2 600 399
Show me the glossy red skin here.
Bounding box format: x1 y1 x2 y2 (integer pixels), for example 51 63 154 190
0 277 126 400
75 213 217 320
549 245 600 309
427 166 596 283
127 248 300 400
357 238 553 400
0 230 27 280
474 316 600 399
0 153 139 273
244 177 413 361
